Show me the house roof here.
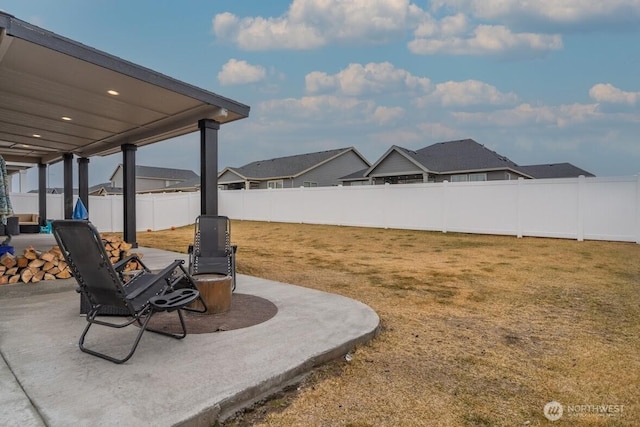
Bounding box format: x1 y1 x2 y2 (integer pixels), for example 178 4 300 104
0 11 249 165
399 139 525 174
28 187 78 194
221 147 369 180
518 163 595 178
144 177 201 193
338 168 369 181
109 164 199 182
89 183 123 195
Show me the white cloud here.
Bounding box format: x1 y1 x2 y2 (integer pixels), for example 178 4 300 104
217 59 267 85
212 0 575 57
409 24 562 56
452 103 601 128
258 93 405 127
430 0 640 27
372 106 405 125
414 13 469 38
306 62 431 96
416 79 518 107
589 83 640 105
258 95 376 120
213 0 423 50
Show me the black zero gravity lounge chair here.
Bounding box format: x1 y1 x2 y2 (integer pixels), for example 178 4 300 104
52 220 207 364
188 215 237 291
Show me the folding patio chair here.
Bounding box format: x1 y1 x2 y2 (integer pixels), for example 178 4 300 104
52 220 207 364
188 215 237 291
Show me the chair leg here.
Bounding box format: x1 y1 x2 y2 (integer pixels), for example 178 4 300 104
145 308 189 339
79 311 154 364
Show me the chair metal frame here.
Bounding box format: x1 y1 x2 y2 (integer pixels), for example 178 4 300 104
52 220 207 364
188 215 237 291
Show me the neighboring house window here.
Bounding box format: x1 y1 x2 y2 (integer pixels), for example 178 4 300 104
267 180 284 189
505 172 512 180
303 181 317 188
451 173 487 182
396 174 424 184
469 173 487 182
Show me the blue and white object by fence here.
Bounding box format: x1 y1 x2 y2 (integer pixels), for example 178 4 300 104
72 198 88 220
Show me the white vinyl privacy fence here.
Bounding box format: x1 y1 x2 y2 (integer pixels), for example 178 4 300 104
9 192 201 233
8 176 640 243
219 175 640 244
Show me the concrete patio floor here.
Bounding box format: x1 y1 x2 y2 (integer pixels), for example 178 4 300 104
0 234 380 426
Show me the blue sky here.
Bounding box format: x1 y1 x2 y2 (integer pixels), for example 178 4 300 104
3 0 640 189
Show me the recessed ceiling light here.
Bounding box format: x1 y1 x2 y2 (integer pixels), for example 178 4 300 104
32 134 41 138
107 90 119 96
21 144 30 148
62 116 72 121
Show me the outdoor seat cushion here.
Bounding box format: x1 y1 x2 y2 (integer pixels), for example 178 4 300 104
15 213 39 225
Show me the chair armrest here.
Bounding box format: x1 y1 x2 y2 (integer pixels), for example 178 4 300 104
125 260 184 300
149 288 199 312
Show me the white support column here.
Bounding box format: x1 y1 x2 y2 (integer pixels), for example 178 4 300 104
19 170 28 193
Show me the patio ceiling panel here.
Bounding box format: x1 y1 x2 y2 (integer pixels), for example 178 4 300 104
0 11 250 166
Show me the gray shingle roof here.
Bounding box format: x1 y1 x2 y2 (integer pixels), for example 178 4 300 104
110 164 199 181
133 165 199 180
28 187 76 194
89 183 122 194
339 168 369 181
518 163 595 178
226 147 359 179
398 139 522 173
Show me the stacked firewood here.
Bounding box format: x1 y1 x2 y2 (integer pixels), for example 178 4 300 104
101 234 147 278
0 246 70 284
0 235 143 285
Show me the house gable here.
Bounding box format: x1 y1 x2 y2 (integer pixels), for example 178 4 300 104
363 139 537 184
219 147 370 189
293 149 370 187
218 168 246 184
228 148 360 180
108 164 199 192
368 149 426 177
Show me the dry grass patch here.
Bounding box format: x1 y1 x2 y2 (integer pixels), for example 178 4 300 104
136 221 640 426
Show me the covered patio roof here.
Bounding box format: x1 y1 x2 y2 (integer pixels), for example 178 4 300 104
0 11 250 166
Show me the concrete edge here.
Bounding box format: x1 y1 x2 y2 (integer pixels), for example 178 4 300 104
0 279 76 299
178 318 382 426
0 350 46 427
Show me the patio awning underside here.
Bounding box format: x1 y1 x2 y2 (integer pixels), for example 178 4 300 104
0 12 249 166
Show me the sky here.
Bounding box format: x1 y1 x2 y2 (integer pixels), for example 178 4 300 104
2 0 640 190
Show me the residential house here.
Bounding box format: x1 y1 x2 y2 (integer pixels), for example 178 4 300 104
108 164 199 194
340 139 593 185
88 183 122 196
28 188 76 195
218 147 371 190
